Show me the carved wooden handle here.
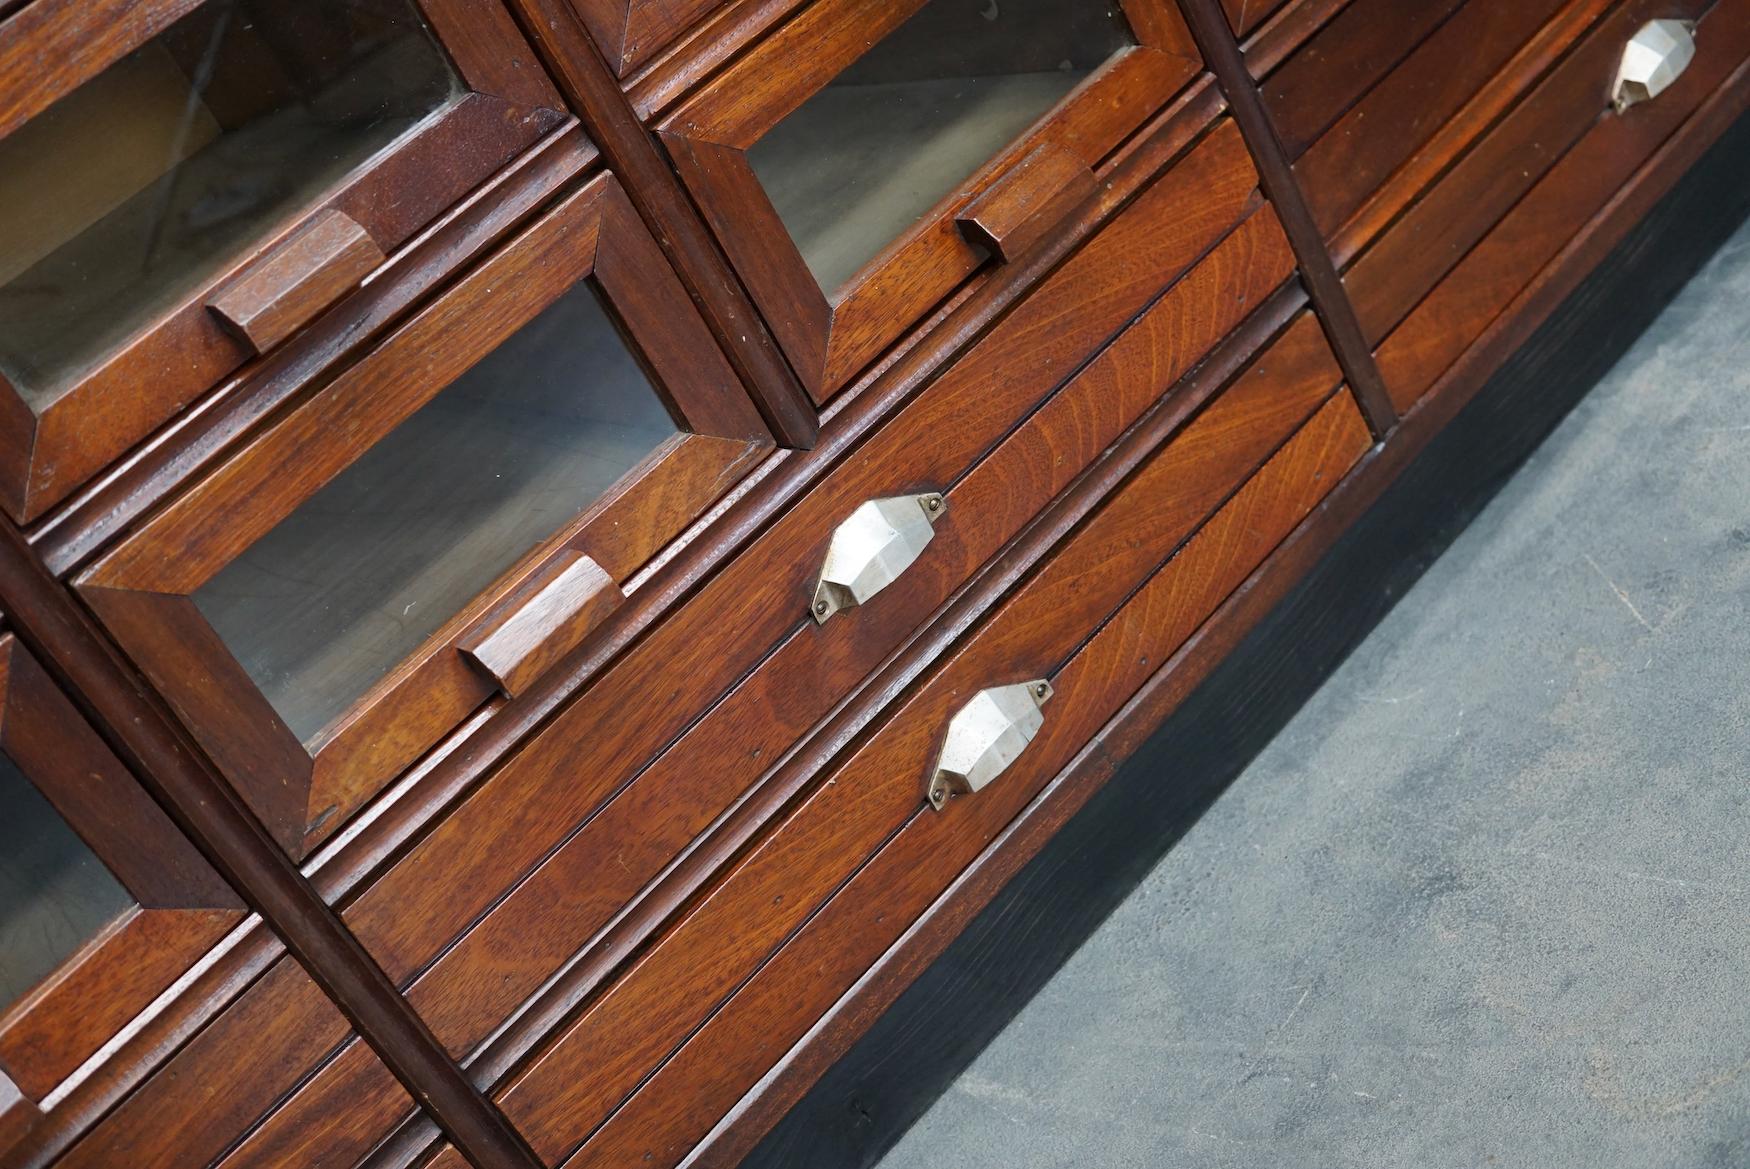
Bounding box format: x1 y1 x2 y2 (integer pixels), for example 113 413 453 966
458 551 626 697
956 142 1098 264
207 210 384 354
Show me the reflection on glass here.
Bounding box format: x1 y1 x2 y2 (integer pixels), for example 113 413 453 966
193 282 680 744
0 0 462 410
746 0 1133 294
0 753 133 1007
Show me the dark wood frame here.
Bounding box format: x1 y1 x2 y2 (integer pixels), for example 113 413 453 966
658 0 1202 401
77 173 774 860
572 0 728 77
0 633 241 1118
0 0 568 523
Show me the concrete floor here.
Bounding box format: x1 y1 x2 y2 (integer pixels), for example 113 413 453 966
878 220 1750 1168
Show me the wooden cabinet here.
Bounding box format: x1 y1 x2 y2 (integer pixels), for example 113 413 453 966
78 173 771 859
0 1 1745 1167
0 635 241 1152
0 0 567 523
660 0 1202 399
423 312 1367 1169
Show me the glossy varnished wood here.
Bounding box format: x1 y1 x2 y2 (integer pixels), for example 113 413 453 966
1178 0 1396 436
420 351 1368 1169
78 174 770 859
1375 0 1750 410
0 0 568 522
228 161 1294 1169
741 107 1750 1169
206 211 387 356
506 0 819 447
0 521 541 1169
0 636 239 1112
6 66 1229 1169
1344 0 1714 347
659 0 1201 399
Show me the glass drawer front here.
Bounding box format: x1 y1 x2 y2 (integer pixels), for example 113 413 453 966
193 281 678 746
746 0 1134 294
0 0 459 410
0 754 132 1008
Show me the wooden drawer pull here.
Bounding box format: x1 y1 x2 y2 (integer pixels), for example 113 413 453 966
812 493 945 624
459 551 625 698
1613 19 1697 113
956 142 1099 264
927 680 1052 811
207 210 385 354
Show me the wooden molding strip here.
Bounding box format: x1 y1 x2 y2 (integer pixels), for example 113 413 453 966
1177 0 1399 439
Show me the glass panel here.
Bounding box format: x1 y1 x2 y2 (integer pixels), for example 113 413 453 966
0 0 462 410
0 752 134 1007
193 281 680 744
746 0 1133 294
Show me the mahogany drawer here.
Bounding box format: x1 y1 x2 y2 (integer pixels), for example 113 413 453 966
203 118 1287 1169
0 0 566 523
43 957 414 1169
0 634 242 1168
1349 0 1750 412
659 0 1202 401
416 313 1369 1169
77 170 772 862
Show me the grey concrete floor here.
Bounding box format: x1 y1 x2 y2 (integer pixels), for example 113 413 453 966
878 220 1750 1169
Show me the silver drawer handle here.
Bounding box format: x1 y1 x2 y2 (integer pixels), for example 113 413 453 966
812 493 945 624
1614 19 1696 113
928 680 1052 811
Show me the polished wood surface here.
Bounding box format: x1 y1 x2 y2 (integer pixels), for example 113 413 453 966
216 142 1289 1169
661 0 1200 399
0 0 567 523
0 1 1742 1166
206 211 387 356
79 174 771 859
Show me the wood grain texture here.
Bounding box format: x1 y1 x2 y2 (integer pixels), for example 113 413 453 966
732 59 1750 1169
508 0 819 447
459 552 625 697
1294 0 1579 238
1222 0 1292 36
0 1070 39 1155
0 0 565 522
1259 0 1464 158
955 142 1099 264
1325 0 1616 266
0 528 540 1169
77 175 769 857
335 122 1257 997
207 211 386 356
234 205 1299 1169
18 78 1225 1169
660 0 1199 399
452 335 1353 1169
1345 0 1712 347
570 0 725 75
414 371 1364 1169
1178 0 1397 436
579 393 1371 1169
0 634 240 1106
1376 0 1750 411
